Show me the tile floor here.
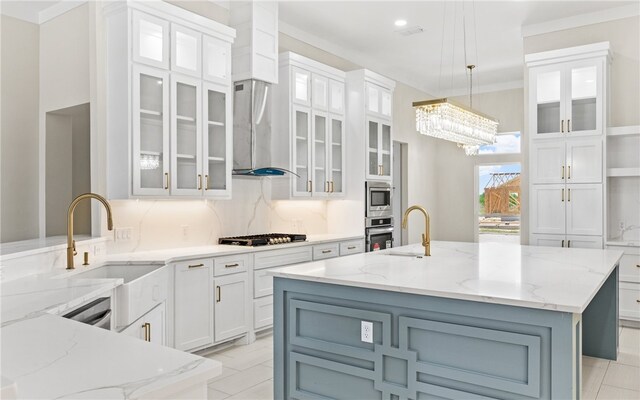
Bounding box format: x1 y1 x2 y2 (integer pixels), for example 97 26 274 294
204 327 640 400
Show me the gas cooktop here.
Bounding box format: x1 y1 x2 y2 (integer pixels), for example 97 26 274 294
218 233 307 247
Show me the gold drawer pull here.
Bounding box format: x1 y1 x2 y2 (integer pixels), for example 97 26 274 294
568 188 571 202
562 166 565 179
225 263 239 268
204 174 210 190
561 119 564 133
188 263 204 269
347 246 357 250
562 188 564 202
164 172 170 189
142 322 151 342
568 165 571 179
321 249 332 254
216 286 221 302
198 174 202 190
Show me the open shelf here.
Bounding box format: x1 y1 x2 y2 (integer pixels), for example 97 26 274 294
208 156 225 162
296 136 307 140
608 168 640 177
314 140 325 144
176 154 196 160
608 125 640 137
368 148 378 153
140 109 162 117
332 142 342 146
176 115 196 123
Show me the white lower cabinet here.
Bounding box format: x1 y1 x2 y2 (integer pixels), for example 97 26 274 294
312 242 339 260
214 273 248 342
174 259 214 351
608 245 640 323
620 282 640 321
121 302 166 346
253 296 273 330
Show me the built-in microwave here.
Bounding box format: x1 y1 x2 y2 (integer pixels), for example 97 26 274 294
366 181 392 218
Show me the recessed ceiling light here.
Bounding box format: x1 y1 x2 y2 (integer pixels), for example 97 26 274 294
395 19 407 27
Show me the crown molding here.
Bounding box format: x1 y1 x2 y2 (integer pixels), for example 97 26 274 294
521 4 640 38
437 80 524 98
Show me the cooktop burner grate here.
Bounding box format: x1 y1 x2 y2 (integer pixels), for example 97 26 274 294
218 233 307 247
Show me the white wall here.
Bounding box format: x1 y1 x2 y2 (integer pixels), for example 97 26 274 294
1 15 40 242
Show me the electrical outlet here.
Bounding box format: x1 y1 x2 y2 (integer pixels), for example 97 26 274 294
114 227 133 242
181 225 189 241
361 321 373 343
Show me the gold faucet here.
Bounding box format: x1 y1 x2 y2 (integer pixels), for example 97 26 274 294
401 205 431 256
67 193 114 270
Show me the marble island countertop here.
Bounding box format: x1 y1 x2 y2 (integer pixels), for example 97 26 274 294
1 273 220 399
269 241 624 313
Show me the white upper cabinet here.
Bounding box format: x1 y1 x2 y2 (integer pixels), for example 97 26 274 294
273 52 347 199
366 82 392 119
171 23 202 77
381 89 392 118
529 58 604 138
133 11 170 69
170 74 203 196
132 65 170 196
312 74 329 110
106 1 235 199
203 35 231 84
292 67 311 106
366 118 392 181
329 80 345 115
530 140 565 184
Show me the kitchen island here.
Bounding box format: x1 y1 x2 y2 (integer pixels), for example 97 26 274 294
270 241 623 400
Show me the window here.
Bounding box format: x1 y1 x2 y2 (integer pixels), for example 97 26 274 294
478 132 521 155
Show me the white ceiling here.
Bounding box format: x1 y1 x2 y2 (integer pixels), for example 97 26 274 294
3 0 638 96
278 1 639 97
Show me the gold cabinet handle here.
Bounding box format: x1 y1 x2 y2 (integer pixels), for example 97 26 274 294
347 246 357 250
568 166 571 180
204 175 209 190
164 172 169 189
562 239 565 247
321 249 332 254
568 119 571 132
568 240 571 248
142 322 151 342
216 286 221 303
197 174 202 190
562 166 565 179
224 263 239 268
568 188 571 202
562 188 565 202
188 263 204 269
561 120 564 133
325 181 329 192
331 181 334 193
307 180 312 193
636 264 640 268
636 299 640 303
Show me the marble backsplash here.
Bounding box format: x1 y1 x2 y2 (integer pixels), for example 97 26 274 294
106 178 335 254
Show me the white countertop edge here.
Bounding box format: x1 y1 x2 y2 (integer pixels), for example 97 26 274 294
0 236 109 261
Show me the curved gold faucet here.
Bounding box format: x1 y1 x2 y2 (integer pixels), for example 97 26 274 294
67 193 114 270
401 205 431 256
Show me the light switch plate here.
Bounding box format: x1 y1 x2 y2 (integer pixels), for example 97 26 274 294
114 227 133 242
361 321 373 343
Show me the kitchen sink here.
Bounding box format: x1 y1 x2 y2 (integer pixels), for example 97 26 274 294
72 264 163 283
71 264 168 329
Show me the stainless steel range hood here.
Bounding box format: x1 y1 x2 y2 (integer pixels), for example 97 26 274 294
232 79 293 176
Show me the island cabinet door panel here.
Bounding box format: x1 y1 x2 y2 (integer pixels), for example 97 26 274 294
214 273 248 342
530 185 566 234
566 184 603 236
174 260 214 351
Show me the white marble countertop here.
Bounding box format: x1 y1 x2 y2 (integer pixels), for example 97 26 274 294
104 233 364 264
269 241 624 313
1 274 221 399
0 235 107 260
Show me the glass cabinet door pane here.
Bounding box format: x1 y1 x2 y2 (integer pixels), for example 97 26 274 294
175 82 198 190
294 109 310 193
293 68 310 105
205 88 227 191
570 66 597 132
381 124 391 177
203 36 229 83
366 84 379 114
329 80 344 114
313 114 327 195
330 118 343 193
536 70 561 134
139 19 164 63
138 72 165 190
174 30 199 73
381 90 392 117
368 120 379 176
312 75 328 109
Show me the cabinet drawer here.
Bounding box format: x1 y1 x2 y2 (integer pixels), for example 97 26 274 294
340 239 364 256
620 254 640 283
254 268 274 298
214 254 250 276
254 296 273 330
313 243 340 260
620 282 640 321
254 246 313 270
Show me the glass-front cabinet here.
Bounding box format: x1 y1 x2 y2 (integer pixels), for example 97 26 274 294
132 65 170 196
171 23 202 78
531 59 602 138
133 11 170 69
328 116 345 195
366 118 392 181
171 75 202 196
292 106 312 196
203 83 231 196
312 111 329 197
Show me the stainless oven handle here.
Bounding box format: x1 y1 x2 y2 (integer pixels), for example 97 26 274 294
366 226 394 235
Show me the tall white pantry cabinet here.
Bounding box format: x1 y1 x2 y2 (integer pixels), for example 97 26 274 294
526 42 610 250
105 1 236 199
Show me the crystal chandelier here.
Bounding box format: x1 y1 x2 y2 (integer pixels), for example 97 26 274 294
140 153 160 170
414 65 498 155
